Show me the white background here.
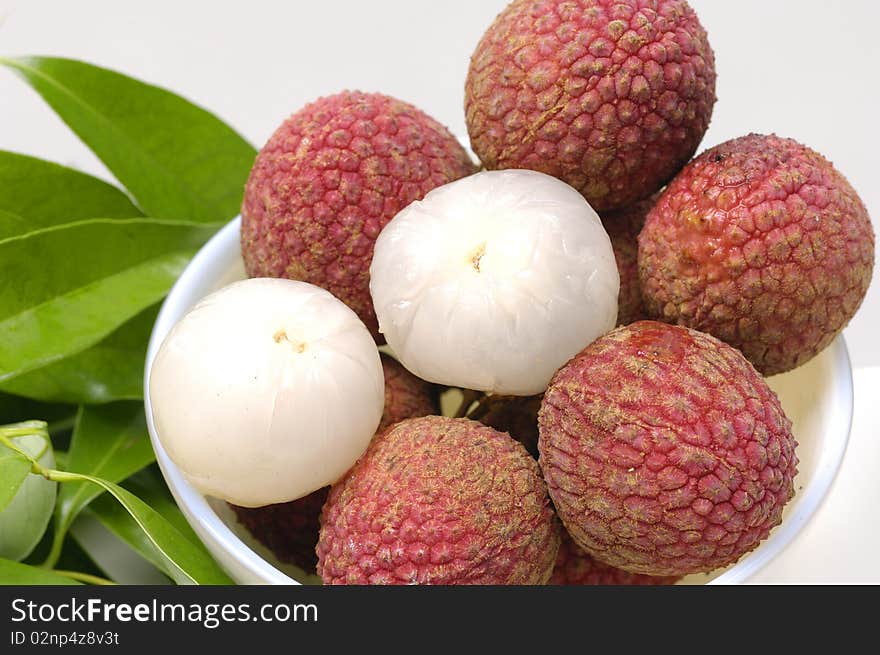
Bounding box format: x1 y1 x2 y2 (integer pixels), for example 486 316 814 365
1 0 878 582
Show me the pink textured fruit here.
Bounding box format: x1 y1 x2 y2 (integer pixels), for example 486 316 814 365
317 416 560 585
465 0 715 211
602 195 655 325
473 394 542 458
241 91 476 341
230 353 438 573
550 530 679 585
379 353 437 431
538 321 798 577
639 134 875 375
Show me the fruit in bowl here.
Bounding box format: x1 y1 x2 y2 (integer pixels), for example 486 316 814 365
145 217 855 585
144 0 871 585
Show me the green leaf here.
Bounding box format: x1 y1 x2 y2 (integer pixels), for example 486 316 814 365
52 469 232 585
123 467 197 539
0 152 159 403
85 468 207 580
1 56 256 223
52 403 155 546
0 433 56 560
0 558 81 584
0 218 215 384
69 514 172 585
0 304 159 404
0 442 31 512
0 150 141 241
54 530 113 581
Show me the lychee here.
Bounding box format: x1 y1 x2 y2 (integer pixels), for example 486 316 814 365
550 530 679 585
317 416 560 585
602 195 655 325
465 0 716 211
149 278 384 508
230 352 438 574
538 321 798 577
379 353 437 430
638 134 875 375
370 169 619 396
471 394 541 458
229 487 329 574
241 91 476 341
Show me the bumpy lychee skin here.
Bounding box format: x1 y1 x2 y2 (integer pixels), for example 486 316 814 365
538 321 798 577
639 134 875 375
241 91 476 341
550 530 679 585
379 353 438 430
317 416 560 585
465 0 715 211
230 354 438 573
602 195 655 325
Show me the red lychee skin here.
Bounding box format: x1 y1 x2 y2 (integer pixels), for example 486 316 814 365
638 134 875 375
379 353 438 430
473 394 542 458
241 91 476 342
230 354 438 573
229 488 328 573
550 529 679 585
317 416 561 585
538 321 798 577
601 195 656 325
465 0 715 211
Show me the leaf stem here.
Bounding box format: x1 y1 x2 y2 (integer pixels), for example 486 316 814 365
42 532 65 571
41 469 112 569
51 569 116 586
44 468 86 483
0 424 49 471
0 420 49 441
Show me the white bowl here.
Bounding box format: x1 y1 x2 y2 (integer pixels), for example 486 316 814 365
144 216 854 585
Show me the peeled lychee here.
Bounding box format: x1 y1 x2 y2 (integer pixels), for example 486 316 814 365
241 91 476 341
230 352 439 574
370 169 619 396
639 134 875 375
538 321 798 577
602 195 655 325
149 278 384 507
550 530 679 585
465 0 716 211
317 416 560 585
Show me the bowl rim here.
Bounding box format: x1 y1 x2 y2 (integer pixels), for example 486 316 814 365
144 215 854 585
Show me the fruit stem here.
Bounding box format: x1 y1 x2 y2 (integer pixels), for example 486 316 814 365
52 569 116 586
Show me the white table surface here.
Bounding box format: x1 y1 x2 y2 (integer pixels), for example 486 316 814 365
1 0 877 583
